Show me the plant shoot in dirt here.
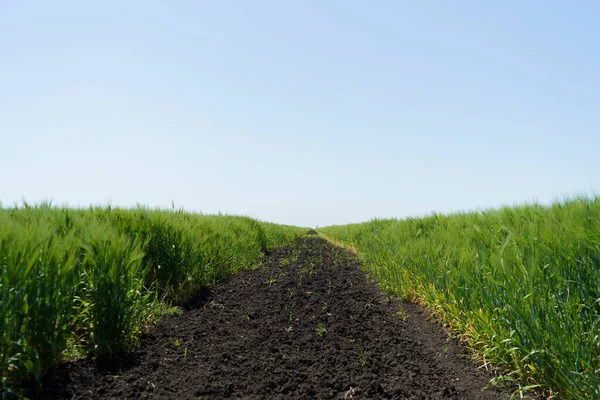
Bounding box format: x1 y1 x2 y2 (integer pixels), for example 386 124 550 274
396 305 407 321
358 341 367 367
286 311 295 331
280 257 291 266
316 322 327 337
290 252 299 263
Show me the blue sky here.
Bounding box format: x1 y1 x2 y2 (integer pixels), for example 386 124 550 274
1 1 598 227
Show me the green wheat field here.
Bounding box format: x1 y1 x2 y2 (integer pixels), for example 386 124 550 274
2 197 600 398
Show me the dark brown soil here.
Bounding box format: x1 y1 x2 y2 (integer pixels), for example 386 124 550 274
32 236 508 399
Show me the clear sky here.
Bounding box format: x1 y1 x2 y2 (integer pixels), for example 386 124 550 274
1 1 598 227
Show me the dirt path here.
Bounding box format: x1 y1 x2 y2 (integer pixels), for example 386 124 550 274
37 236 507 399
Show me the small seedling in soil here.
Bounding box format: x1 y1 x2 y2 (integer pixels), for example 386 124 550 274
172 338 181 347
286 311 295 331
316 322 327 337
396 305 407 321
358 339 367 367
302 260 318 276
435 347 449 360
359 347 367 367
280 257 291 266
269 268 285 285
365 299 372 308
288 288 294 297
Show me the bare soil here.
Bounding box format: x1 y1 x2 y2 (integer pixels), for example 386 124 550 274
32 236 508 399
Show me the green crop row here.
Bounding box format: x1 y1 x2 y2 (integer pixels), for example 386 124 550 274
0 204 304 395
320 197 600 399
